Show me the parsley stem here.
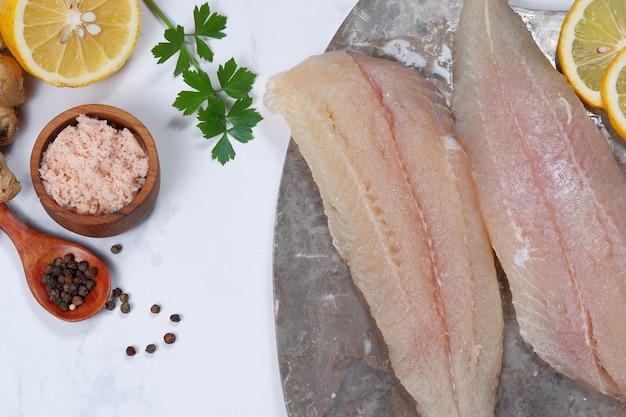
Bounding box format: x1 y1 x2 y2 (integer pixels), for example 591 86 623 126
143 0 175 30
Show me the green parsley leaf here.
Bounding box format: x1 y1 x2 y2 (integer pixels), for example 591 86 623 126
228 125 255 144
193 3 227 39
151 25 185 64
197 97 227 138
212 134 236 165
218 58 257 99
150 25 195 75
194 37 214 63
228 98 263 130
173 70 216 115
174 45 193 76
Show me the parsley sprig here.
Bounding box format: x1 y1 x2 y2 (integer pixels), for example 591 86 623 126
144 0 263 164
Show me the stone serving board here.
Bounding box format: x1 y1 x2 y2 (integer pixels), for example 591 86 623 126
272 0 626 415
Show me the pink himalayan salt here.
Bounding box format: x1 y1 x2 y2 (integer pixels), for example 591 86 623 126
39 114 149 215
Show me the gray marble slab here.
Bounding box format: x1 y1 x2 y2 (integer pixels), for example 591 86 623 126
273 0 626 415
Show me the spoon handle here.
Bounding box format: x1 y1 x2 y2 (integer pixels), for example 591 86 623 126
0 202 48 258
0 202 32 246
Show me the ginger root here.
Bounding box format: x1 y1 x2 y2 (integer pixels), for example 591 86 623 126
0 106 18 146
0 28 26 145
0 33 25 200
0 151 21 202
0 54 25 109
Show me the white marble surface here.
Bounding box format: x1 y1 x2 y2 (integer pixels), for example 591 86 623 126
0 0 356 416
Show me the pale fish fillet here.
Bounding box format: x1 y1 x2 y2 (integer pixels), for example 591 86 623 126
265 50 503 417
452 0 626 399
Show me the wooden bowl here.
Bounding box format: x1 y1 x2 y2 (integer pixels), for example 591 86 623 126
30 104 160 237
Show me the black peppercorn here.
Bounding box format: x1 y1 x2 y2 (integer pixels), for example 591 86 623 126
150 304 161 314
145 344 156 353
170 314 181 323
110 244 122 254
126 346 136 356
78 285 89 297
48 288 59 301
119 293 129 303
163 333 176 344
105 300 116 310
120 302 131 314
84 267 97 279
111 287 122 298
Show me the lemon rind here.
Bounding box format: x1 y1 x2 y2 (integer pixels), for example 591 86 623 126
602 48 626 140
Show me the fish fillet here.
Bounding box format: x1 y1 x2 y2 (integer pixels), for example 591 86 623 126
452 0 626 399
265 50 503 417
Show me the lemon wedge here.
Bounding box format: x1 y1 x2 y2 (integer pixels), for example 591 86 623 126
602 48 626 138
0 0 140 87
557 0 626 108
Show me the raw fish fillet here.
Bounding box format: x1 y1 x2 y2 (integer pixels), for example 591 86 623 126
452 0 626 399
265 50 503 417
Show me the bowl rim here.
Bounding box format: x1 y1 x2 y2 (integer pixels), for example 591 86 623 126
30 103 160 237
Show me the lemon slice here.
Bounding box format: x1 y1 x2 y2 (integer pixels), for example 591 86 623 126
0 0 140 87
557 0 626 108
602 48 626 138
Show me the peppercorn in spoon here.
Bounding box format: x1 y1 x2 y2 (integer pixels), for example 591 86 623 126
0 202 110 321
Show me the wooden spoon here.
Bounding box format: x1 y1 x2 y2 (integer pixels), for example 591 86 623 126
0 202 111 321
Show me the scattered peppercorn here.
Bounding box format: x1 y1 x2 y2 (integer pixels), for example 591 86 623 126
105 300 116 310
119 293 129 303
163 333 176 344
111 287 122 298
150 304 161 314
126 346 137 356
170 314 181 323
110 244 122 254
145 344 157 354
120 302 131 314
43 253 96 312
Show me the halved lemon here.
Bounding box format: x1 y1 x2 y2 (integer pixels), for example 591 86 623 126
557 0 626 108
601 48 626 139
0 0 140 87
